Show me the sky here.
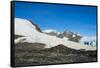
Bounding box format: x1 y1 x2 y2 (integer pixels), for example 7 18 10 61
14 1 97 36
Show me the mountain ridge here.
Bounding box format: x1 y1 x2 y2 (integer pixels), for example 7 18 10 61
14 18 96 51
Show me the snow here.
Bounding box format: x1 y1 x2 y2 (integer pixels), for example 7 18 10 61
80 36 96 46
15 37 26 44
15 18 38 36
72 34 76 38
43 29 61 35
43 29 57 33
80 36 96 42
15 18 96 51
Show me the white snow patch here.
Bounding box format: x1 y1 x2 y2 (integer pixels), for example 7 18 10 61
15 37 26 44
80 36 96 46
15 18 38 36
43 29 61 35
43 29 57 33
80 36 96 42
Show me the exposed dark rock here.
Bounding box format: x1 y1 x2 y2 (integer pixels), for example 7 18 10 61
63 31 82 42
57 34 64 38
15 43 97 67
45 32 58 36
29 20 42 32
15 42 46 51
15 35 24 39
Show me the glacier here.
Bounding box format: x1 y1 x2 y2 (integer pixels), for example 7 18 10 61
15 18 96 50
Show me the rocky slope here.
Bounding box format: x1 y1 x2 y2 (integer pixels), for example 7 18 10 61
15 18 96 50
15 43 97 66
14 18 97 67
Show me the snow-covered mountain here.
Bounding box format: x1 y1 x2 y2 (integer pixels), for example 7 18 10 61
43 29 57 33
43 29 96 46
43 29 82 42
15 18 96 50
80 36 96 42
43 29 61 37
80 36 96 46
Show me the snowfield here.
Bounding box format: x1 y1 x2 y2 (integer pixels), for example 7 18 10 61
43 29 61 35
43 29 57 33
15 18 96 51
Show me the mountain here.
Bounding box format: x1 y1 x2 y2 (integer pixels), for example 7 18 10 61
80 36 96 42
80 36 96 46
63 31 82 42
15 43 97 66
43 29 59 36
14 18 97 66
43 29 62 38
43 29 82 42
43 29 57 33
15 18 96 51
43 30 96 46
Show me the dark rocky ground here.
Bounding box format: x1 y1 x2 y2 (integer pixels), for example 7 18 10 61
14 42 97 67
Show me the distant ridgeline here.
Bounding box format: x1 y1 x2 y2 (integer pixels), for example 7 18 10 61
83 40 96 46
43 30 96 46
63 30 82 42
43 30 82 42
14 18 96 47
